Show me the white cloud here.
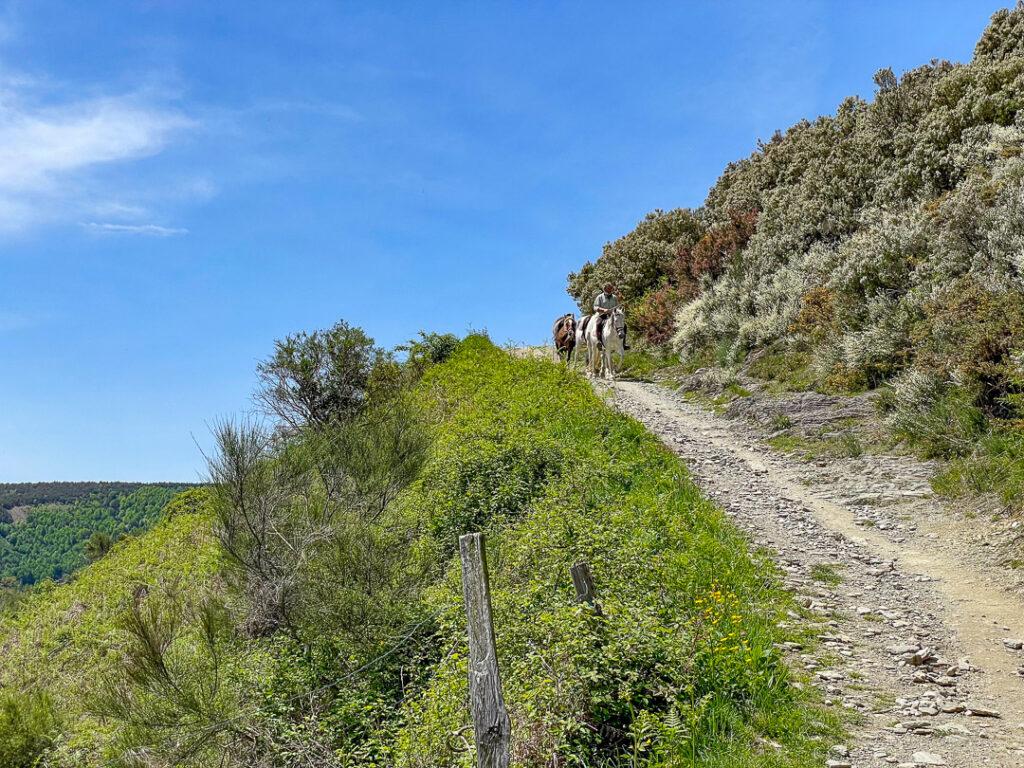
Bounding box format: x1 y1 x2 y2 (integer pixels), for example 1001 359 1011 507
81 221 189 237
90 200 152 220
0 72 196 234
0 97 191 191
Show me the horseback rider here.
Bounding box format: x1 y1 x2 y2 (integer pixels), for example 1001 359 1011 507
593 283 629 350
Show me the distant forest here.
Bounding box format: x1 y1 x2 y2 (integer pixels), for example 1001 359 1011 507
0 481 188 514
0 483 194 585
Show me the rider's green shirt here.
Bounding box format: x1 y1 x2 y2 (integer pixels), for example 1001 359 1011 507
593 292 618 311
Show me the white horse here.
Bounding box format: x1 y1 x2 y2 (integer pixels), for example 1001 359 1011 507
574 315 590 369
584 307 626 379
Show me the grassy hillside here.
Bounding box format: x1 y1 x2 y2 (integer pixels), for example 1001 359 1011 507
0 483 191 585
390 338 839 767
0 489 218 765
0 337 839 767
568 4 1024 506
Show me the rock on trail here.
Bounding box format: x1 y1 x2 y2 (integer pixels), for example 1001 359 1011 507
604 379 1024 768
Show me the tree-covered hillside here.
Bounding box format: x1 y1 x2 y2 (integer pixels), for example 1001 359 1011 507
0 330 839 768
569 4 1024 503
0 482 185 515
0 483 191 585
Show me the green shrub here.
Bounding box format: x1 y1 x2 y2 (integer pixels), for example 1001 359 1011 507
914 278 1024 418
0 690 59 768
402 330 461 366
881 372 986 457
934 427 1024 507
96 593 250 767
746 346 816 392
632 285 689 347
421 438 563 550
567 209 704 311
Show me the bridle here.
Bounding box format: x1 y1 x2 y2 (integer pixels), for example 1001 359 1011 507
609 307 626 340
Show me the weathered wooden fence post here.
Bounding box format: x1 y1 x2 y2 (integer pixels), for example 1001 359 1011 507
459 533 511 768
570 561 602 615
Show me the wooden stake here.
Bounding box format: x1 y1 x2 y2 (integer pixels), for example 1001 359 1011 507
570 562 602 615
459 533 511 768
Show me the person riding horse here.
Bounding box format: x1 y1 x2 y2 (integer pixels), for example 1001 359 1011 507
593 283 629 350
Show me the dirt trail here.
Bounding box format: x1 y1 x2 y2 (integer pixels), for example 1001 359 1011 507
605 380 1024 768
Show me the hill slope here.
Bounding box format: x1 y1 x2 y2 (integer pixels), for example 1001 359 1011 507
0 482 192 585
0 338 840 768
568 4 1024 503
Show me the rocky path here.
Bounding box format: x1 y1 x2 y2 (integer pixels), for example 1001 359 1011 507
605 380 1024 768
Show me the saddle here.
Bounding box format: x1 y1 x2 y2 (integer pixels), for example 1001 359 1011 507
579 315 592 338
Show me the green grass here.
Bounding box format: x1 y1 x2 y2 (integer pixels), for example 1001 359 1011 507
0 339 845 767
767 429 865 462
932 427 1024 509
392 338 843 767
617 347 683 381
680 383 752 416
746 348 817 393
809 564 843 586
724 382 752 398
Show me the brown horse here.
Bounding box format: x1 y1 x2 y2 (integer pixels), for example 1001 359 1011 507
552 313 576 363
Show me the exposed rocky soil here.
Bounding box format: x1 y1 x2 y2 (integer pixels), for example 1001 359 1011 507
604 379 1024 768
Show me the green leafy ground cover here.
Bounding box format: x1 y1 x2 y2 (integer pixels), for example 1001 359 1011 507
391 338 841 767
0 338 841 766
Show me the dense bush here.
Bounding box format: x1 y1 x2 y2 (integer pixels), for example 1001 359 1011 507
256 320 386 429
880 371 987 458
400 330 461 369
672 5 1024 377
568 4 1024 495
569 4 1024 361
0 690 60 768
567 208 704 313
631 285 688 346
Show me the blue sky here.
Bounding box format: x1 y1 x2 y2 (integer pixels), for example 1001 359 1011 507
0 1 1002 481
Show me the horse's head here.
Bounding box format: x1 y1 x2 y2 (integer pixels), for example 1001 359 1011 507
610 307 626 340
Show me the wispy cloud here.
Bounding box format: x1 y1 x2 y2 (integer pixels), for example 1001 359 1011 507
0 68 197 234
0 97 192 191
81 221 189 237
